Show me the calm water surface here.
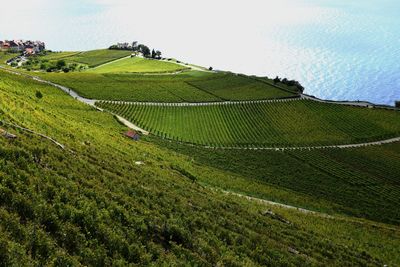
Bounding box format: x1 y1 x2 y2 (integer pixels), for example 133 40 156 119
257 0 400 105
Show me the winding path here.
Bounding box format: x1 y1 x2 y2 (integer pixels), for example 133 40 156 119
1 66 399 150
200 136 400 151
99 97 301 106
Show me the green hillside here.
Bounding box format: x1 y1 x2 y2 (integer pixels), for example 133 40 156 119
0 51 19 65
39 51 81 61
149 135 400 224
57 49 132 67
38 71 296 102
88 57 190 73
1 69 400 266
98 100 400 147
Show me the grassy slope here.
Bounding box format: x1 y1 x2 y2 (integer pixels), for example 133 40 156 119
98 100 400 147
38 49 132 68
147 135 400 225
88 57 190 74
39 51 81 61
0 52 19 65
1 70 399 266
66 49 132 67
36 72 297 102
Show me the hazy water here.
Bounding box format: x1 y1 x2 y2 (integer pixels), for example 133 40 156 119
256 0 400 105
3 0 399 105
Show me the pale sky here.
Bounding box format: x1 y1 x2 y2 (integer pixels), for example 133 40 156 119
0 0 323 72
2 0 399 104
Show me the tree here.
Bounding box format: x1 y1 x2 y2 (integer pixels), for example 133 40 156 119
151 49 156 59
209 67 213 71
132 41 138 51
56 60 66 69
273 76 280 84
396 101 400 108
155 50 162 59
138 44 151 58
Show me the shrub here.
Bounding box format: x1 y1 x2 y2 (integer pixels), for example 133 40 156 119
36 91 43 99
56 60 66 69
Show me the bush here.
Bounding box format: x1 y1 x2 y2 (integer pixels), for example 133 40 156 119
56 60 66 69
36 91 43 99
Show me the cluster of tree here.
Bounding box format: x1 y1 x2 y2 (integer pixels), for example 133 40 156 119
396 101 400 108
109 41 162 59
22 57 83 73
273 76 305 93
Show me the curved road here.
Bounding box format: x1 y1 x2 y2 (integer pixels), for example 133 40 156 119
1 66 399 150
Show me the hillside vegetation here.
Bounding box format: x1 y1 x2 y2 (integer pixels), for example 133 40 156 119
149 135 400 225
88 57 190 74
37 72 297 102
98 99 400 147
1 70 400 266
56 49 132 68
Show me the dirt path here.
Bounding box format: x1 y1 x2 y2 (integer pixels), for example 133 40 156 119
217 188 332 217
1 120 65 150
100 97 301 106
90 55 131 70
115 115 149 135
201 136 400 151
0 67 147 134
216 188 400 231
160 59 212 72
1 66 399 147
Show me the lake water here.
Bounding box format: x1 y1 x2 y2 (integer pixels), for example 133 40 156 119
2 0 399 105
259 0 400 105
190 0 400 106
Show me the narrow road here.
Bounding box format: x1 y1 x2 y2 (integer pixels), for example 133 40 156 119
0 67 148 134
160 59 213 72
216 188 400 231
213 188 332 217
99 97 301 107
1 66 399 149
200 136 400 151
89 55 131 70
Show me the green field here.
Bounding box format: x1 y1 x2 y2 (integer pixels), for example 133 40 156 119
39 51 81 61
98 99 400 147
34 49 132 68
3 69 400 265
38 72 297 102
59 49 132 67
0 52 18 65
149 135 400 225
88 57 190 73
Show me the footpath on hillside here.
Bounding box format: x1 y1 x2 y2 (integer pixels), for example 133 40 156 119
1 66 399 151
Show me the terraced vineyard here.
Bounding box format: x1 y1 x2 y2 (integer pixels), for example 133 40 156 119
39 72 296 102
38 49 132 68
187 74 295 100
88 57 190 73
150 135 400 224
98 99 400 147
66 49 132 67
39 51 81 61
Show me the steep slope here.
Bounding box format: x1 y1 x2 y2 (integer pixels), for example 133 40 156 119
0 70 399 266
98 100 400 147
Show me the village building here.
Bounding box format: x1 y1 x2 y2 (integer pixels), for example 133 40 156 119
0 39 45 54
